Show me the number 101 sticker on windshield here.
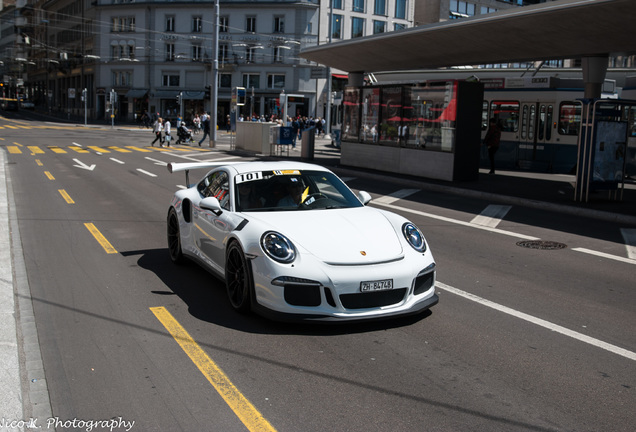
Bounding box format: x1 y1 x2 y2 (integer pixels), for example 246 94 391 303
360 279 393 292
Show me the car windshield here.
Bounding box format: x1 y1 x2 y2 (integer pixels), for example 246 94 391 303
235 169 363 212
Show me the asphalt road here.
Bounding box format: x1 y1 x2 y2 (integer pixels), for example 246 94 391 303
2 114 635 432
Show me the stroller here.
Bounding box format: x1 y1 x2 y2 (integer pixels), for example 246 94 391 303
176 124 194 145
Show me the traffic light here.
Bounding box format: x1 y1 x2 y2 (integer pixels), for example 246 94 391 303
176 92 181 105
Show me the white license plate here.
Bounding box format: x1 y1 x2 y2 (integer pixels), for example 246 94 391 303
360 279 393 292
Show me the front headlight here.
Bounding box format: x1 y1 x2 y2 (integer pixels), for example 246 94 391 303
261 231 296 263
402 222 427 253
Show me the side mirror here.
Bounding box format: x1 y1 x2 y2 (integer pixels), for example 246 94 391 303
200 197 222 215
357 191 372 205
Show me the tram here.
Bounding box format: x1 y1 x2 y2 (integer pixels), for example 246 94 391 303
337 75 636 176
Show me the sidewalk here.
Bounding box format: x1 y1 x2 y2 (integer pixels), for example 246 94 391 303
207 131 636 226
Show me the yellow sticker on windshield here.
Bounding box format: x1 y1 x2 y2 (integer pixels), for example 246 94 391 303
273 170 301 176
301 187 309 203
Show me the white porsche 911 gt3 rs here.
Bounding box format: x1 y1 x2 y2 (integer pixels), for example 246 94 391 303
167 160 438 322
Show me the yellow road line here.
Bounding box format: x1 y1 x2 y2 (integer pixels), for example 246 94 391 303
28 146 45 154
44 171 55 180
35 159 43 166
49 146 67 154
58 189 75 204
88 146 110 153
150 307 277 432
107 146 132 153
70 146 90 153
126 146 153 152
7 146 21 154
84 223 118 254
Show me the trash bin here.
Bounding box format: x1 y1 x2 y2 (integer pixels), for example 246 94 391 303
301 127 315 161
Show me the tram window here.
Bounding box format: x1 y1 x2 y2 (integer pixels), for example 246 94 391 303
538 105 546 141
521 105 528 140
546 105 553 141
558 102 581 135
528 105 535 140
481 101 488 131
491 100 519 133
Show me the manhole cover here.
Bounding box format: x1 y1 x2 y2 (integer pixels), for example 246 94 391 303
516 240 567 250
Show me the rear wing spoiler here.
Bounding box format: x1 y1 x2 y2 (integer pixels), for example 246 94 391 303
167 161 238 187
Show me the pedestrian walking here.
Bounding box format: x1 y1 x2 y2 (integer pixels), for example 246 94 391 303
151 117 163 146
164 118 172 147
198 112 210 146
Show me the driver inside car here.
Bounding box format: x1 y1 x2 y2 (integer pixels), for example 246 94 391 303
277 177 308 207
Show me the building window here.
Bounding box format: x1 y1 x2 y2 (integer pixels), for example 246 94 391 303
246 46 256 63
351 17 365 38
111 17 135 32
268 74 285 89
242 73 260 89
374 0 386 16
352 0 365 13
246 16 256 33
481 6 497 14
332 14 343 39
166 16 175 32
112 71 132 86
192 16 202 32
219 43 229 63
165 43 175 61
110 43 134 60
220 16 229 32
274 16 285 33
373 20 385 34
395 0 407 19
273 46 284 63
331 0 343 9
450 1 475 19
219 73 232 88
162 73 180 87
394 23 406 31
192 45 202 61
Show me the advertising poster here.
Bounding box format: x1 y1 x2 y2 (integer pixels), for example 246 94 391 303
592 121 627 187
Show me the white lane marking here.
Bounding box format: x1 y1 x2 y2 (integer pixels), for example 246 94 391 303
136 168 157 178
72 158 96 171
374 189 420 205
72 142 83 148
471 205 512 228
437 281 636 361
572 248 636 265
145 157 168 166
110 158 125 164
620 228 636 260
373 201 539 241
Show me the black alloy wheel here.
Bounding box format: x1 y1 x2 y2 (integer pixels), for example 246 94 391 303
225 242 253 313
167 208 184 264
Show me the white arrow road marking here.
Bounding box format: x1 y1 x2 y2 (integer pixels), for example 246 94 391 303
72 158 96 171
137 168 157 178
145 157 168 166
471 204 512 228
374 189 420 205
110 158 125 164
620 228 636 260
437 281 636 361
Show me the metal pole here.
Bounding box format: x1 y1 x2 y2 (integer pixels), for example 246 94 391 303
324 1 333 138
84 88 87 126
210 0 219 147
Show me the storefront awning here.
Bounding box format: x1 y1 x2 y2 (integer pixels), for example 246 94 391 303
182 91 205 100
153 90 180 99
126 89 148 99
332 74 348 79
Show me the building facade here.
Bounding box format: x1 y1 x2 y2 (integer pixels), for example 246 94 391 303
1 0 414 125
